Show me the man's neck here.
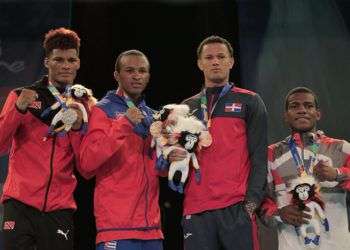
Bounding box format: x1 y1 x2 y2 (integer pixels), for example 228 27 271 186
129 95 142 104
204 81 228 88
49 80 68 89
116 88 142 104
291 128 317 135
291 128 318 145
121 91 142 104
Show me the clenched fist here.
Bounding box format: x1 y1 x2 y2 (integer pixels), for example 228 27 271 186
126 107 144 125
313 160 338 181
16 89 38 111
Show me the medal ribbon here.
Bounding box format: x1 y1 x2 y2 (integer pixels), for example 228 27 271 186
116 88 153 125
47 84 72 110
288 136 319 176
200 83 233 128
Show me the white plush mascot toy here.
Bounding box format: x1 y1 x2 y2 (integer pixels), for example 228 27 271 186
151 104 190 160
41 84 97 136
290 176 330 248
150 104 212 193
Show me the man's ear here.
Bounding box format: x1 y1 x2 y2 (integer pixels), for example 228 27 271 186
229 57 234 69
113 71 119 82
197 59 203 71
76 58 81 70
316 109 321 121
44 57 49 69
283 111 288 124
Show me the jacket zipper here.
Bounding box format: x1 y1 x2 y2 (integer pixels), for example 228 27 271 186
42 135 56 211
142 140 150 226
208 94 215 117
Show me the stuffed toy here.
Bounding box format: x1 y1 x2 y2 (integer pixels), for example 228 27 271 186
151 104 190 163
41 84 97 136
150 104 212 193
290 176 329 248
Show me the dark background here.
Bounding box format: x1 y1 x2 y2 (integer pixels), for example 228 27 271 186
72 0 240 107
1 1 350 250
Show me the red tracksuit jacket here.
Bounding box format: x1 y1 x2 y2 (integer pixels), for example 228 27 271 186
79 90 163 244
182 85 268 215
0 77 83 212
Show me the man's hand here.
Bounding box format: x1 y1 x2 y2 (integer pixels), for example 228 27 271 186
126 107 144 125
71 108 83 130
278 204 311 226
168 148 187 163
313 160 338 182
16 89 38 111
244 200 257 218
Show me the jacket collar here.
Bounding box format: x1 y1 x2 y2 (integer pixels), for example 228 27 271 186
284 130 324 147
34 76 66 93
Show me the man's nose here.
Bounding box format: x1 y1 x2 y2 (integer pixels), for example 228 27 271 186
62 60 71 69
133 72 142 79
297 105 307 113
212 58 219 65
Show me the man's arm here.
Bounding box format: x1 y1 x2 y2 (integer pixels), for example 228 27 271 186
335 141 350 190
67 104 92 176
79 106 135 178
259 147 311 226
259 146 281 225
0 90 31 155
245 93 268 212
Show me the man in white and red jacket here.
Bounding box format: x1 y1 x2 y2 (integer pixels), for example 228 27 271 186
0 28 85 250
260 87 350 250
80 50 164 250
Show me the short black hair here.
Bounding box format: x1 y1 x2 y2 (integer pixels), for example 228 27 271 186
285 87 319 111
114 49 150 72
197 35 234 59
43 27 80 56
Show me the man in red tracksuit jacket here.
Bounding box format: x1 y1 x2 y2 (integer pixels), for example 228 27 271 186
79 50 163 250
169 35 268 250
0 28 85 250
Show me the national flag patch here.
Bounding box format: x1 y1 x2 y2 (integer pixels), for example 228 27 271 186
28 101 42 110
104 240 118 250
3 221 15 230
224 103 242 112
